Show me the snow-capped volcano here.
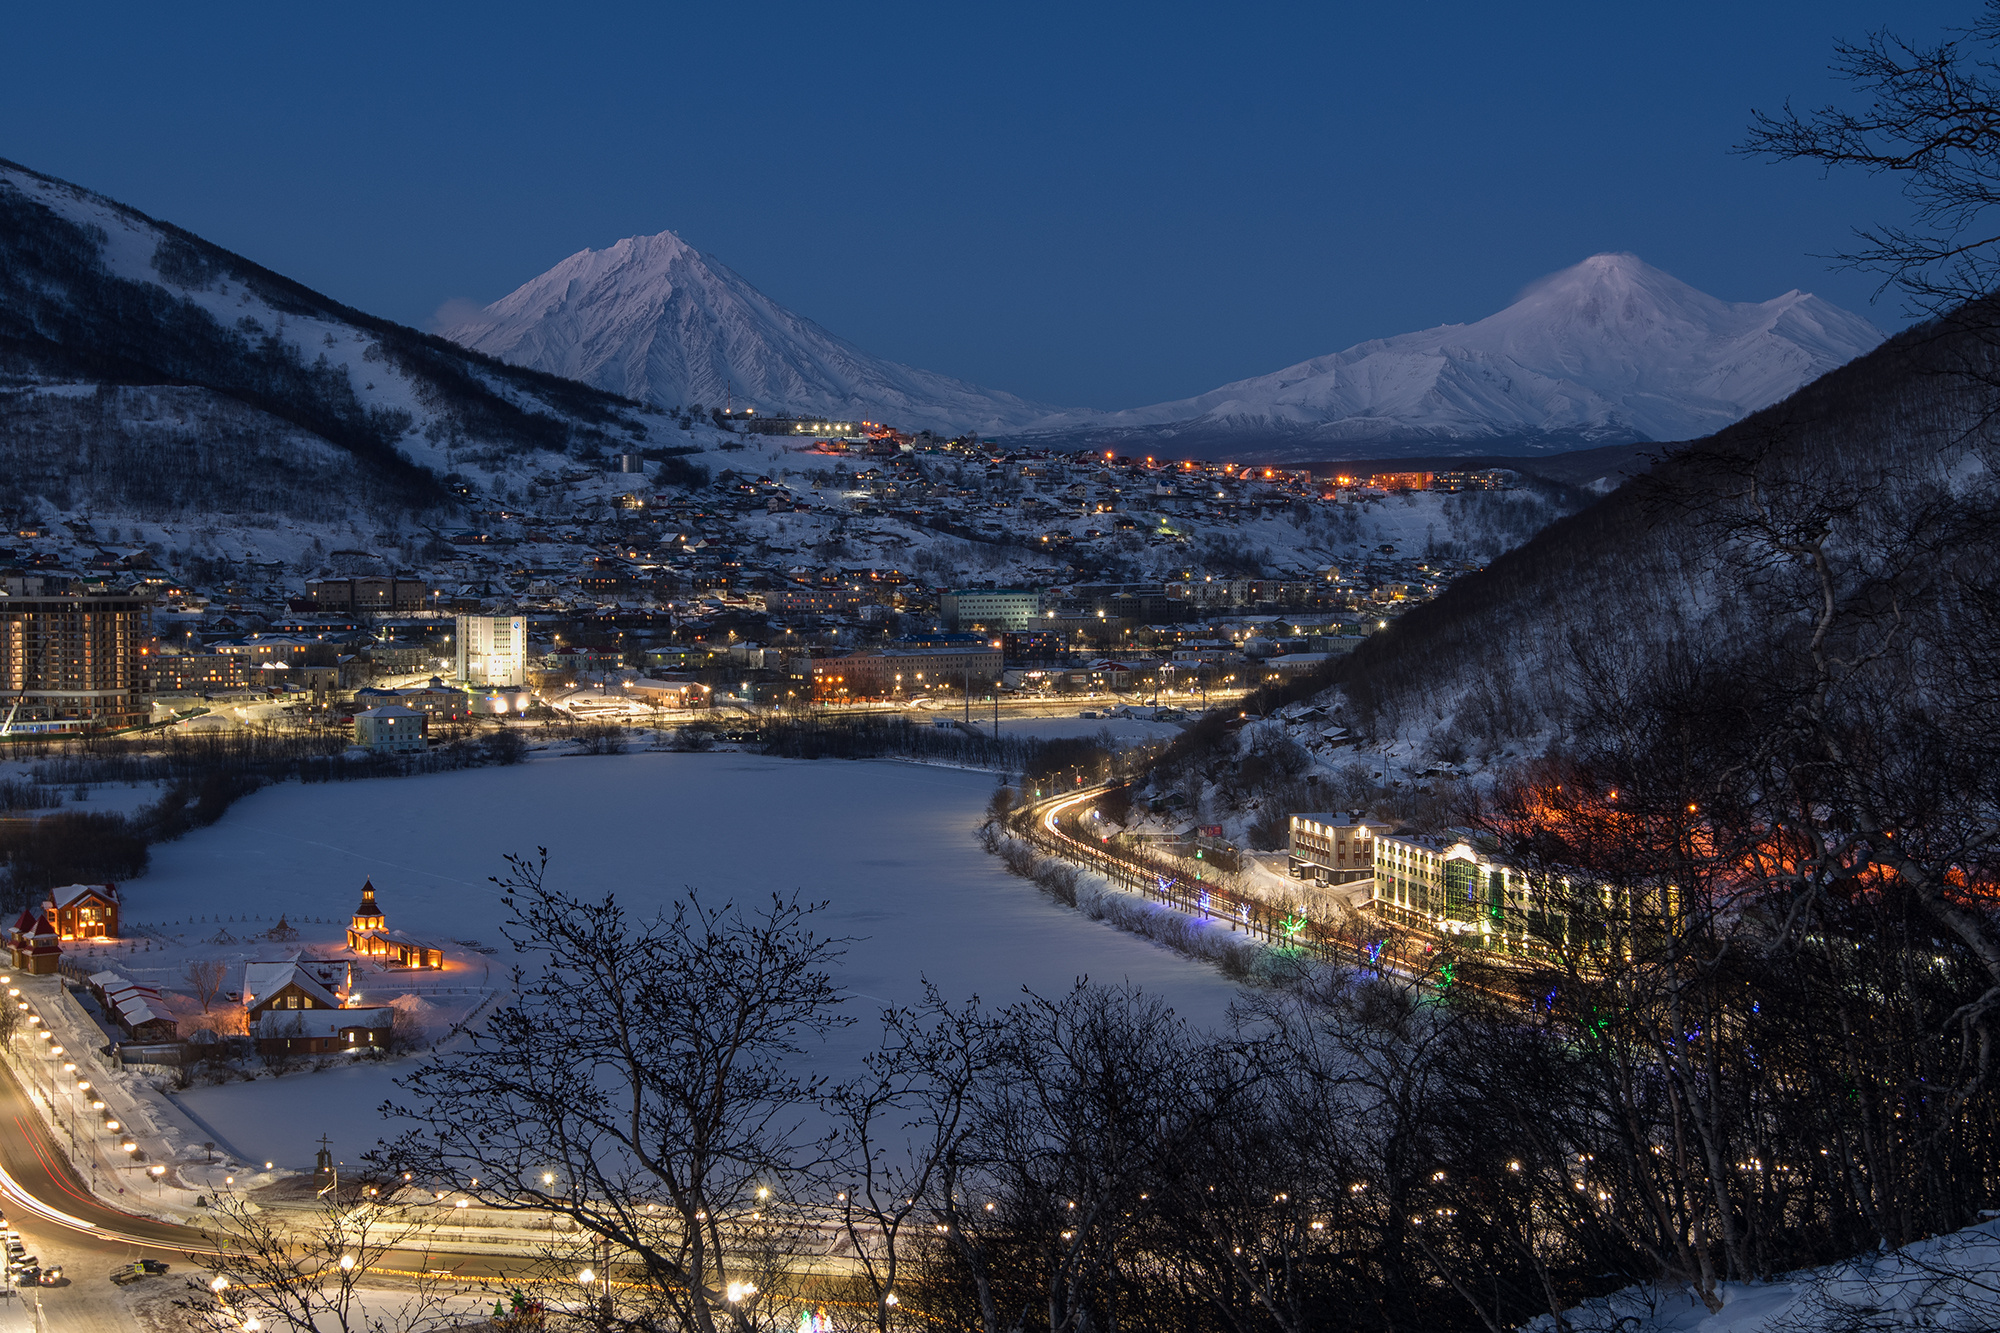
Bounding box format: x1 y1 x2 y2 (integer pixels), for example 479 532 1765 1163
1020 253 1886 458
443 230 1061 436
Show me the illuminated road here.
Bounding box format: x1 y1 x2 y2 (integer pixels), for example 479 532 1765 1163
0 1059 564 1324
1022 782 1520 999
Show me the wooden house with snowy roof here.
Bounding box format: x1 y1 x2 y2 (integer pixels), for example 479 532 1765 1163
44 883 118 940
242 959 393 1055
7 910 60 975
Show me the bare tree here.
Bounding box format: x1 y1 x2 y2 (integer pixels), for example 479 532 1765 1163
184 958 226 1014
1742 3 2000 315
177 1186 451 1333
830 983 1002 1333
378 851 851 1333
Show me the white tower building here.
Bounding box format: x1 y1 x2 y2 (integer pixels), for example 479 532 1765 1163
455 614 527 687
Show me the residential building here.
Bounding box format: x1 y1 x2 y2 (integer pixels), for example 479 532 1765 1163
0 575 152 732
45 883 118 940
149 651 247 694
455 613 527 686
762 586 875 617
354 704 428 751
940 587 1044 631
253 1007 394 1055
242 961 393 1054
84 972 174 1041
307 576 432 614
1286 815 1377 886
6 910 60 975
808 642 1003 699
1368 471 1434 492
355 678 471 722
243 960 345 1016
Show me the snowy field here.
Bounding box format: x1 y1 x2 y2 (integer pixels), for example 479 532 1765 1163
987 714 1187 743
136 753 1241 1170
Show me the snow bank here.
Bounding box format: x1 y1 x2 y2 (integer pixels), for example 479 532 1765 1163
1532 1217 2000 1333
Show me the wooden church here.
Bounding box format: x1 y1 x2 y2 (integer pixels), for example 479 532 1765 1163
344 879 443 970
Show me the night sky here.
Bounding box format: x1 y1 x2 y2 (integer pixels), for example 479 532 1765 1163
2 1 1959 409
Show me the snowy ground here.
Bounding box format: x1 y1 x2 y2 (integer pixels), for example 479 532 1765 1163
987 715 1186 743
1533 1216 2000 1333
129 753 1242 1170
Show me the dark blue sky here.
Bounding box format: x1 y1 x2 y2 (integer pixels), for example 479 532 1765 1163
2 1 1959 409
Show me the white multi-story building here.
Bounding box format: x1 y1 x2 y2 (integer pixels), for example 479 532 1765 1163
939 587 1043 631
455 614 527 687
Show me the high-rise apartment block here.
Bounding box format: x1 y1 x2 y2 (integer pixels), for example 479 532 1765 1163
0 575 153 733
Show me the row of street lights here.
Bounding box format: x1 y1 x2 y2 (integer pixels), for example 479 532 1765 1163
6 975 150 1193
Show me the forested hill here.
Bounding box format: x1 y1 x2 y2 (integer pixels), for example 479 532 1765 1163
1328 299 2000 762
0 158 692 525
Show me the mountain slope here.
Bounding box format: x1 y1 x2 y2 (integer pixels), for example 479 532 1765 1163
1321 297 1998 761
0 158 687 525
1020 254 1885 460
443 230 1063 436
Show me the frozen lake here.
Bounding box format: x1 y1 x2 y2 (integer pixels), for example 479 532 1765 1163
143 752 1241 1169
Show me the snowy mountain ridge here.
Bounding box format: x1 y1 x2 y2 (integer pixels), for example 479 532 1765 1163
0 159 682 483
1018 253 1886 458
443 230 1062 436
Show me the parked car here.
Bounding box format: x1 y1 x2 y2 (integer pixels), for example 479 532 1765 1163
110 1259 170 1285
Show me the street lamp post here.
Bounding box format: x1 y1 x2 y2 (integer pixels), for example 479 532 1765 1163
60 1064 77 1154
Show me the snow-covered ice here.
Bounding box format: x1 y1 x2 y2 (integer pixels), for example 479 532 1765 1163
138 754 1242 1169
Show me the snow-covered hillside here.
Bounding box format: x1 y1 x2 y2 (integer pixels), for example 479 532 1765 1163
0 160 719 479
444 230 1062 436
1532 1216 2000 1333
1021 254 1884 459
0 158 737 558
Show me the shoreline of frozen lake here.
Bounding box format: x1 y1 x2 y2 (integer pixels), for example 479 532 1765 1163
139 752 1243 1170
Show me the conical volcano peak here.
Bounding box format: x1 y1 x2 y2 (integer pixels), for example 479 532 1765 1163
1019 253 1885 457
445 227 1063 433
1507 252 1722 324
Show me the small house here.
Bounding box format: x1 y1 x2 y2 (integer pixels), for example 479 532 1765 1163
241 961 343 1018
45 883 119 940
253 1005 394 1056
8 912 60 975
